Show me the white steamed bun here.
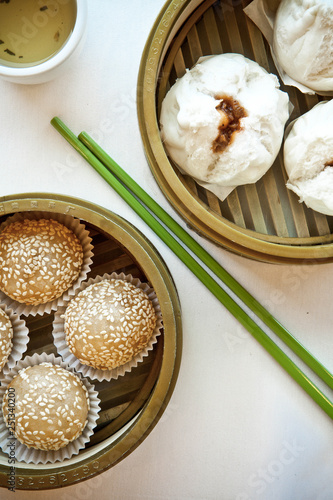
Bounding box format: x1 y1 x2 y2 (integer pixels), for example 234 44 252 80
273 0 333 93
160 53 290 200
284 99 333 215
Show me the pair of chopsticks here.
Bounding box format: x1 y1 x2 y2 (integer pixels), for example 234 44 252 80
51 116 333 419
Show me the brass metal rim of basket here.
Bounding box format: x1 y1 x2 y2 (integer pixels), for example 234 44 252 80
137 0 333 264
0 193 182 490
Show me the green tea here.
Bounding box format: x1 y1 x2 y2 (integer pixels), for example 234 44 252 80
0 0 77 67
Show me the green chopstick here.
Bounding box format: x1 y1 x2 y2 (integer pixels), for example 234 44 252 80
51 116 333 419
78 130 333 392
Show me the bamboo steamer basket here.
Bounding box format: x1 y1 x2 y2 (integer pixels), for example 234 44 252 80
137 0 333 264
0 193 182 490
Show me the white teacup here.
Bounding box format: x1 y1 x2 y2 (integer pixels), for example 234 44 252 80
0 0 87 84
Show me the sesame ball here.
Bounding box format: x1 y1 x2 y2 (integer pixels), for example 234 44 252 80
64 279 157 370
2 363 90 451
0 218 84 305
0 308 13 371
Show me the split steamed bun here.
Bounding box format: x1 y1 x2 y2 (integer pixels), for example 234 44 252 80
284 100 333 215
160 53 290 199
273 0 333 93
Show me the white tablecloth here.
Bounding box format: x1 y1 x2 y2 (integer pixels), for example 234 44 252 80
1 1 333 499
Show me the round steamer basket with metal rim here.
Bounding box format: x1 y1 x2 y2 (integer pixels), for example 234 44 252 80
0 193 182 490
137 0 333 264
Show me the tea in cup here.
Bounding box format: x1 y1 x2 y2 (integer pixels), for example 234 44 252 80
0 0 87 84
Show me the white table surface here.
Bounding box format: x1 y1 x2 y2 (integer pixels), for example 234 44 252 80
1 1 333 499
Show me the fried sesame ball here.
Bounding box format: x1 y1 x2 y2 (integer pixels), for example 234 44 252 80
0 218 84 305
0 308 13 372
2 363 90 451
64 279 157 370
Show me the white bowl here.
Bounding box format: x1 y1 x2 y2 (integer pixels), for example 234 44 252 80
0 0 87 85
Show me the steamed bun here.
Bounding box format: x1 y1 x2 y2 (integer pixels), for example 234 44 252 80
284 100 333 215
160 53 290 200
273 0 333 93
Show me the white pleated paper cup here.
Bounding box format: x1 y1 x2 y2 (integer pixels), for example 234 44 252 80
0 352 100 464
0 211 94 316
0 303 29 381
52 272 163 382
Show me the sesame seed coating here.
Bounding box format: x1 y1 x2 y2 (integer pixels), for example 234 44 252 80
64 279 157 370
0 219 84 305
0 308 13 371
2 363 89 451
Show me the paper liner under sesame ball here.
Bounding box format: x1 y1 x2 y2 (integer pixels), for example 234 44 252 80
0 352 100 464
0 303 29 381
0 211 94 316
52 272 163 382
